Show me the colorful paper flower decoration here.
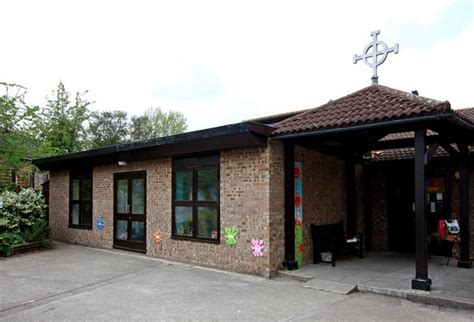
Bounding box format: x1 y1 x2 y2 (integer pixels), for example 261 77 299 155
224 227 238 246
294 194 302 206
294 166 301 179
251 239 264 257
152 232 163 244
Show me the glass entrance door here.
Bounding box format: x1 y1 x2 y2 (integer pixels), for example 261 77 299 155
114 171 146 252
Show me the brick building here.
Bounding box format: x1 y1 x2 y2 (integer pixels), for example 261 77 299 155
34 85 473 290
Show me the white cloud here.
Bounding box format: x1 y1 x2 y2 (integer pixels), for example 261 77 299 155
0 0 471 131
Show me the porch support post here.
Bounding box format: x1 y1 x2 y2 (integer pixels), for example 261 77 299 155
346 159 356 237
283 140 297 270
363 165 373 251
412 129 431 291
458 143 471 268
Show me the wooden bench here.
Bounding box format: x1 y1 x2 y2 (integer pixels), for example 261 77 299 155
310 220 363 266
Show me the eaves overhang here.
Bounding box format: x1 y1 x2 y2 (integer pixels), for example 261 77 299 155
33 122 273 171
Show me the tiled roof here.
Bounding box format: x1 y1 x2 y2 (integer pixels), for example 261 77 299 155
248 109 309 125
454 107 474 124
380 129 437 141
369 145 474 162
273 85 450 135
370 147 447 161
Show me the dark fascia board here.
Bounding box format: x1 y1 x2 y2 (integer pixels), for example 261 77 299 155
271 112 474 141
33 121 273 171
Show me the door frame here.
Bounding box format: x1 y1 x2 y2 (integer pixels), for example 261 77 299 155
113 171 147 253
387 162 415 253
386 162 453 254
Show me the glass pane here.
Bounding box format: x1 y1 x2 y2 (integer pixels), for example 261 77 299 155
174 206 193 236
131 178 145 215
197 168 218 201
71 204 80 225
131 221 145 241
116 179 128 213
82 178 92 200
175 171 192 201
72 179 80 201
197 207 218 239
116 220 128 240
82 202 92 227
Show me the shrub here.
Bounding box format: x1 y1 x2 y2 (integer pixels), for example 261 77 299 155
0 232 25 256
0 188 47 233
0 188 50 256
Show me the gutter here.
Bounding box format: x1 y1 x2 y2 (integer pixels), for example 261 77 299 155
33 121 274 170
447 113 474 132
271 113 458 140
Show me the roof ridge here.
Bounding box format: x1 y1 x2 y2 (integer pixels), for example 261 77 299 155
457 107 474 111
247 108 310 124
273 84 452 135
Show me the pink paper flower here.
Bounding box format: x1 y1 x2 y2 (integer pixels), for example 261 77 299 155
251 239 264 257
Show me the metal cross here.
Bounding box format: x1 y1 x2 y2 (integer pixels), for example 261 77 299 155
353 30 399 84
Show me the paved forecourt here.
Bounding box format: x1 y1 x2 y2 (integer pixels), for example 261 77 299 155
0 243 472 321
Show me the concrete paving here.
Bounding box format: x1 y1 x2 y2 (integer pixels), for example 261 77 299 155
304 279 357 295
1 243 473 321
280 252 474 303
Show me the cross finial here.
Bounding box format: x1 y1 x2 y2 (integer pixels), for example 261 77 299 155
353 30 399 84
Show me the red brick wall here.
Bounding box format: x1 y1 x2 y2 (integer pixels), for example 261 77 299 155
451 172 474 259
295 146 347 264
48 145 285 277
371 167 388 251
355 165 365 235
268 141 285 273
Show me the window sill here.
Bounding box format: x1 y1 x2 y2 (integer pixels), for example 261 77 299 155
171 235 220 244
68 225 93 230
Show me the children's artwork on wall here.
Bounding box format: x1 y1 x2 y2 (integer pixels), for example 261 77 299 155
96 216 104 232
294 161 303 267
152 232 163 244
224 227 238 246
251 239 264 257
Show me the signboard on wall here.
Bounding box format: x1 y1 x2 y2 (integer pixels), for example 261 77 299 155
294 161 303 267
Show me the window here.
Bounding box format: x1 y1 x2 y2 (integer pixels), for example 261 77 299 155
69 169 92 229
172 155 220 242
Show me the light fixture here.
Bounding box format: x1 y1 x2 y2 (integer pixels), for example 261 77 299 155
118 161 128 166
454 171 460 180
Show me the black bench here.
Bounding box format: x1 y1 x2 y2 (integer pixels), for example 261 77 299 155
310 220 363 266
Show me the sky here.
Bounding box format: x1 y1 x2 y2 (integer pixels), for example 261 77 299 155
1 0 473 131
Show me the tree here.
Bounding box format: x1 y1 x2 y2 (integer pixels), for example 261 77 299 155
130 107 187 141
0 83 38 188
35 81 91 155
87 110 129 148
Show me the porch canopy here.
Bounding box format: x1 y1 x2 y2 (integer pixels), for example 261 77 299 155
269 85 474 291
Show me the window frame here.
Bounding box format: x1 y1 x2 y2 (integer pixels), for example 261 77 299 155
69 169 93 230
172 155 220 243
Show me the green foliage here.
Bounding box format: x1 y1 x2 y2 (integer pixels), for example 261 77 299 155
0 80 189 186
34 81 91 155
0 190 21 231
129 115 150 141
21 219 52 248
0 83 38 178
0 188 49 256
0 188 47 233
130 107 187 141
87 110 129 148
0 232 25 256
